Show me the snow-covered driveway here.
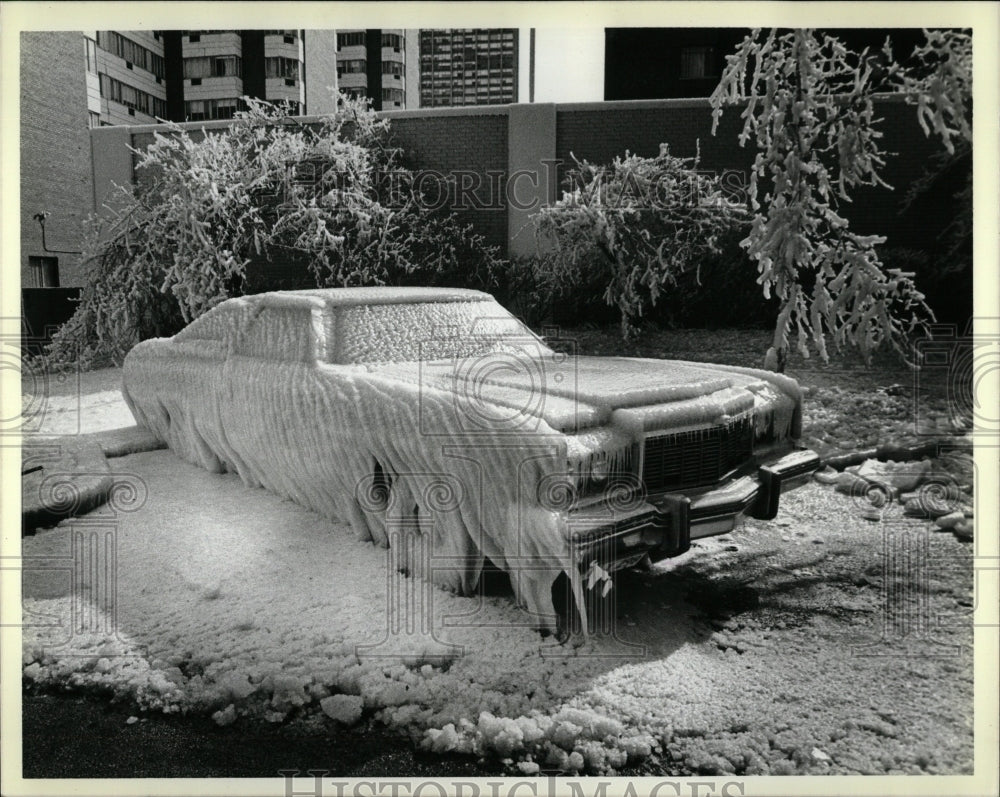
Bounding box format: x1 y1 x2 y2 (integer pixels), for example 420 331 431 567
20 369 975 775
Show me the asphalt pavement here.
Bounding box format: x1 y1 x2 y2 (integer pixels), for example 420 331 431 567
22 692 493 778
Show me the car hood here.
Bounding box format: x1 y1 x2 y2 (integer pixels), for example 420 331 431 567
370 355 802 437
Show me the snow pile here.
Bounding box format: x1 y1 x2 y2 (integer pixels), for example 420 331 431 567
320 694 364 725
423 708 656 773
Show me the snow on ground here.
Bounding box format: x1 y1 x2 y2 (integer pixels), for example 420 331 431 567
21 368 975 775
21 365 135 436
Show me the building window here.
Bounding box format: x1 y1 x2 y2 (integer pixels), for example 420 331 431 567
184 55 242 79
338 59 366 75
337 31 365 49
184 98 242 121
29 256 59 288
97 31 165 78
265 56 300 80
85 37 97 73
381 33 402 50
213 98 238 119
188 33 200 43
381 88 404 105
96 31 164 78
680 47 716 79
262 30 297 43
382 61 404 77
120 82 138 107
99 74 167 117
88 111 101 128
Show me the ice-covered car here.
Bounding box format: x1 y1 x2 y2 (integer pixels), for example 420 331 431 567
123 287 819 630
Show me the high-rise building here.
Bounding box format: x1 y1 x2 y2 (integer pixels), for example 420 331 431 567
81 29 334 126
333 28 524 110
87 31 167 126
335 29 419 110
419 29 519 107
178 29 319 120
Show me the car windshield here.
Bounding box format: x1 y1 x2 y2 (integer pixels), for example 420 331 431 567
333 300 548 364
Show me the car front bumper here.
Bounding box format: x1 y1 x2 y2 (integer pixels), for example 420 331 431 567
566 448 821 569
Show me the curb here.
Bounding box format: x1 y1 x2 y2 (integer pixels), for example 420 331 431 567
22 426 165 535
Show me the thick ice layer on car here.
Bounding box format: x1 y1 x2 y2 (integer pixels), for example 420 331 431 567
124 295 578 630
123 288 804 634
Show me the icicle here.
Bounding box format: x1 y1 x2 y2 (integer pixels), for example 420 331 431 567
567 564 589 644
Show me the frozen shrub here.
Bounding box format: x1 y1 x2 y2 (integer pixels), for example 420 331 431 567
43 94 504 369
535 145 749 339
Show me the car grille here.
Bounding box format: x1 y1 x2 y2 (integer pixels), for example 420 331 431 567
642 414 754 493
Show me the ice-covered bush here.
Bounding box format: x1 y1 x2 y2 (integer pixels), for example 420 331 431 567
43 94 503 369
534 146 749 339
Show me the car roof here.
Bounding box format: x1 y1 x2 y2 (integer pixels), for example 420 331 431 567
239 287 495 312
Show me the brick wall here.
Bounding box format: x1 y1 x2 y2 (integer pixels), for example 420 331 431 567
20 32 93 290
385 108 510 254
100 97 954 293
556 99 749 176
555 97 944 252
